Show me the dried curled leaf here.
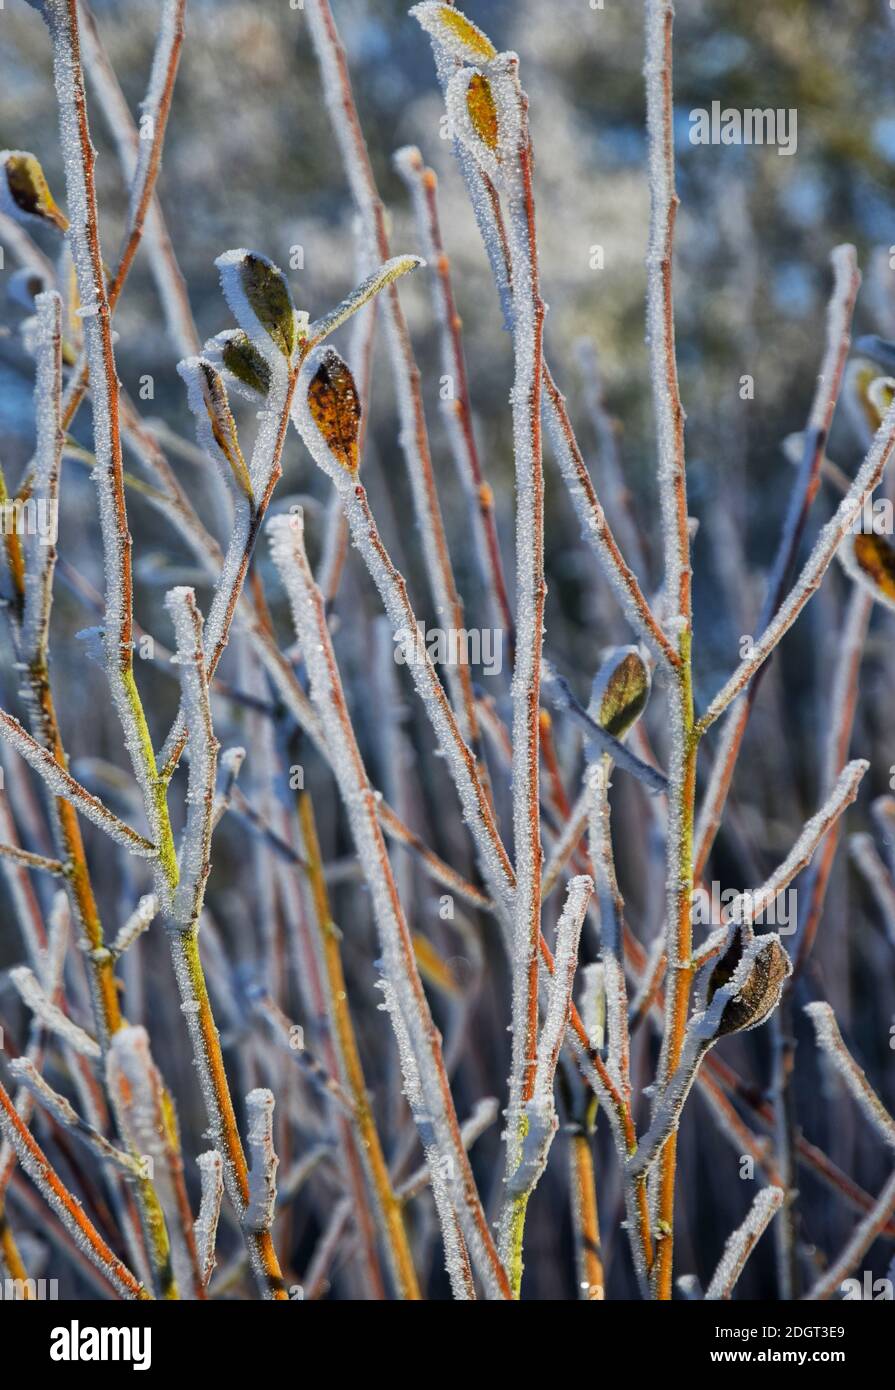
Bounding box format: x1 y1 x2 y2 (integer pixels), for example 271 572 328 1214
591 646 650 740
198 362 253 500
840 530 895 612
221 330 272 399
708 931 791 1038
704 922 748 1010
307 347 361 475
466 73 499 151
1 150 68 232
410 3 498 64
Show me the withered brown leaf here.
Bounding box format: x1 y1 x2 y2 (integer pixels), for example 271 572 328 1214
307 348 361 475
713 936 790 1037
198 362 253 500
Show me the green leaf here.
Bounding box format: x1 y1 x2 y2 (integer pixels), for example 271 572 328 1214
220 331 272 399
590 647 650 740
215 250 298 361
308 255 423 347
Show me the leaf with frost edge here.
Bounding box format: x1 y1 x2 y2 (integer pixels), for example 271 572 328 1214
409 3 498 66
215 249 299 365
0 150 68 232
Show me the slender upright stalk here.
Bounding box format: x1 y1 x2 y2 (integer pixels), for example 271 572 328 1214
305 0 484 760
0 1079 150 1300
299 794 422 1301
269 512 511 1299
643 0 695 1299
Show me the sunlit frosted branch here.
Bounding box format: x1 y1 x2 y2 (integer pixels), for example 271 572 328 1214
704 1187 784 1300
804 1002 895 1150
0 709 156 856
268 510 511 1300
0 1077 149 1299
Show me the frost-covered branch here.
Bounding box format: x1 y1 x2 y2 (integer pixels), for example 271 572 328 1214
22 291 62 666
290 347 514 917
61 0 188 431
498 875 591 1294
9 966 100 1059
193 1151 224 1290
305 0 485 759
0 709 156 856
244 1089 278 1236
299 793 421 1300
0 1077 149 1299
436 49 549 1277
394 145 515 645
106 1026 204 1299
109 893 158 958
722 759 868 927
804 1003 895 1150
693 245 860 876
0 842 64 876
166 587 219 928
157 586 285 1298
802 1169 895 1301
642 0 699 1302
411 2 676 670
697 398 895 734
543 665 668 794
77 0 199 361
850 832 895 945
533 877 592 1105
7 1057 140 1177
704 1187 784 1300
268 510 511 1300
628 932 792 1180
396 1098 500 1203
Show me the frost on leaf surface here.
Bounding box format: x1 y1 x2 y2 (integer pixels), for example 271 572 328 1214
591 646 651 740
410 3 498 65
306 347 361 475
702 932 791 1039
178 356 253 500
0 150 69 231
840 530 895 612
215 249 297 362
216 329 272 400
